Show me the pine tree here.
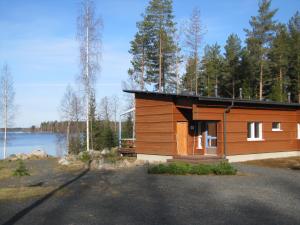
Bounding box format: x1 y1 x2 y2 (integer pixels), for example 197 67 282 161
201 43 224 96
244 0 278 100
287 11 300 102
142 0 178 92
223 34 242 98
268 24 290 101
128 20 149 90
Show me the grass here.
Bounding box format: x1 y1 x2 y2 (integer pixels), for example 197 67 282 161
148 161 237 175
244 157 300 170
0 186 54 200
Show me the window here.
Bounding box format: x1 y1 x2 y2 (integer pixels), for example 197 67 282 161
298 123 300 139
272 122 281 131
247 122 263 141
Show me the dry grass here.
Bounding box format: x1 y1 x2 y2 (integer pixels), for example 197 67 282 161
0 186 54 200
244 157 300 170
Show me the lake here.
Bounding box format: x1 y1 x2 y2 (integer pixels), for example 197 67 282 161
0 132 65 159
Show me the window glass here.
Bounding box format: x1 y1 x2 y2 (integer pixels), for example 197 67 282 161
272 122 280 130
254 122 260 138
247 122 252 138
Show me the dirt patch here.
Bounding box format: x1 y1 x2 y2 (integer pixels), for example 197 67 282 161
0 186 54 200
243 157 300 169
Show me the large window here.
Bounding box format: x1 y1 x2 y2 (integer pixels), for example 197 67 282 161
272 122 281 131
247 122 263 141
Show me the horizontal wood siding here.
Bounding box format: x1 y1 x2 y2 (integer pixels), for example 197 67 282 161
135 94 176 155
226 108 299 155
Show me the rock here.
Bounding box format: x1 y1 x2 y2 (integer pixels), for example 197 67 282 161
291 163 300 170
88 150 102 159
16 153 29 160
58 157 70 166
101 148 110 155
66 154 78 162
29 149 48 158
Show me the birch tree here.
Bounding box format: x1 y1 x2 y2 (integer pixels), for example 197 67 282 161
59 85 83 154
0 64 15 159
77 0 102 151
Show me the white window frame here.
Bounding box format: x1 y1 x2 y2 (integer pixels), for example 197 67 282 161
197 122 202 149
247 122 264 141
272 122 282 132
297 123 300 139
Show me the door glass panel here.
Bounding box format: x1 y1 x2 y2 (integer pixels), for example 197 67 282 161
206 122 217 148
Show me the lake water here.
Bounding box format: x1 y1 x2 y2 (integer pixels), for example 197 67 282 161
0 132 65 159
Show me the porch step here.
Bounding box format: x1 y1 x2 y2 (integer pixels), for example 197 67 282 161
168 155 227 164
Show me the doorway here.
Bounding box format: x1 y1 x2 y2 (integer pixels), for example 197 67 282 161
205 122 217 155
176 122 188 155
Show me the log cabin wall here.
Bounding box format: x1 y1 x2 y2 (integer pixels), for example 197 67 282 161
135 93 176 156
193 105 300 156
225 108 299 155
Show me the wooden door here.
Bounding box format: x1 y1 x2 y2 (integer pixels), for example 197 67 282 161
177 122 188 155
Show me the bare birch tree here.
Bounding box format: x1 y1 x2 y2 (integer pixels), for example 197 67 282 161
59 85 83 155
77 0 102 151
0 64 15 159
110 95 119 133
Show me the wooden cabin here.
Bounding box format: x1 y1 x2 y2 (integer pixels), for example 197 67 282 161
121 90 300 162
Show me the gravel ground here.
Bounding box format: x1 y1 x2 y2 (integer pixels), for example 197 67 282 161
0 161 299 225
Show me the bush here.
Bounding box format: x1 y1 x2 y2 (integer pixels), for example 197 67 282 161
79 151 91 163
13 160 30 177
148 162 237 176
212 161 237 175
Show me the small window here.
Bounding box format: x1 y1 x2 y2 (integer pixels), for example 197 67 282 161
247 122 263 141
297 123 300 139
272 122 281 131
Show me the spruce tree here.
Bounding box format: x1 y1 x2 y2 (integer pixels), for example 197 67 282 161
244 0 278 100
201 43 224 96
268 24 290 101
182 57 197 93
287 11 300 102
223 34 242 98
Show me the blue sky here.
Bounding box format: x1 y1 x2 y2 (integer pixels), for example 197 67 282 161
0 0 299 127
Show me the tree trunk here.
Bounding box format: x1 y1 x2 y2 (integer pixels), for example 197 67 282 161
141 45 145 90
159 32 162 92
67 121 70 154
86 23 90 152
279 67 283 102
195 56 198 95
259 62 263 100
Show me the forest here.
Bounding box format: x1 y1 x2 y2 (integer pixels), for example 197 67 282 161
128 0 300 103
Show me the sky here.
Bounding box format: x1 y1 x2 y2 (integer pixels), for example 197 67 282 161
0 0 299 127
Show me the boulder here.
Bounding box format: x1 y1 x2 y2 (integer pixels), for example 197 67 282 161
16 153 29 160
58 157 70 166
88 150 102 159
101 148 110 155
29 149 48 158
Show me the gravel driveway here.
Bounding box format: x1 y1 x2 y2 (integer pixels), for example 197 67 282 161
0 162 299 225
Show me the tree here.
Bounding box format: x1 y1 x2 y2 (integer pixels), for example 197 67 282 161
77 0 102 151
0 64 15 159
244 0 278 100
287 11 300 102
223 34 242 98
59 85 83 154
128 20 148 90
201 44 224 96
268 24 290 101
185 7 202 94
143 0 178 92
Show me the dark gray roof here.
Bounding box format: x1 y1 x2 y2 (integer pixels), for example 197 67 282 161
123 89 300 109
